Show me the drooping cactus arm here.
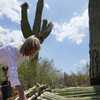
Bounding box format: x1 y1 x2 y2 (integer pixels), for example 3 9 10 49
21 3 32 38
32 0 44 34
35 19 53 43
41 19 48 33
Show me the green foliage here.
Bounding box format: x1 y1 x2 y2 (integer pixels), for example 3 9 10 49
63 64 90 87
18 60 37 89
0 65 6 84
18 58 59 89
0 59 90 89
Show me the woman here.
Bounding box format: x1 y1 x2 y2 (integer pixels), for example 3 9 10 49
0 35 40 100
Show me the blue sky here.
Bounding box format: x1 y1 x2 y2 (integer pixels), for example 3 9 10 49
0 0 89 74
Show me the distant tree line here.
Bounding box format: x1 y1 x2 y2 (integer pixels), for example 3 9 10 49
63 63 90 87
0 59 90 89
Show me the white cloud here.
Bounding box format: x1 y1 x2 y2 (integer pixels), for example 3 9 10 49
0 26 24 46
72 58 88 74
80 59 87 65
52 8 89 45
44 3 50 10
73 59 88 67
0 0 22 23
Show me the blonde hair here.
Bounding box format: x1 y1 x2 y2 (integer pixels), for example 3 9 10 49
20 36 40 55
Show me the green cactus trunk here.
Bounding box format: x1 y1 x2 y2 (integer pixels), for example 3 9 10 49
89 0 100 85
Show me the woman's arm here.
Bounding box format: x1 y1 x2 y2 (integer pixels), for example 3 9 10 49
15 85 27 100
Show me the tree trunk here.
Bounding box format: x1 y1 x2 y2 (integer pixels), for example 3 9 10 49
89 0 100 85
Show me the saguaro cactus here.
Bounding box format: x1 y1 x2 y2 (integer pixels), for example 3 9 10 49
21 0 53 43
20 0 53 60
89 0 100 85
